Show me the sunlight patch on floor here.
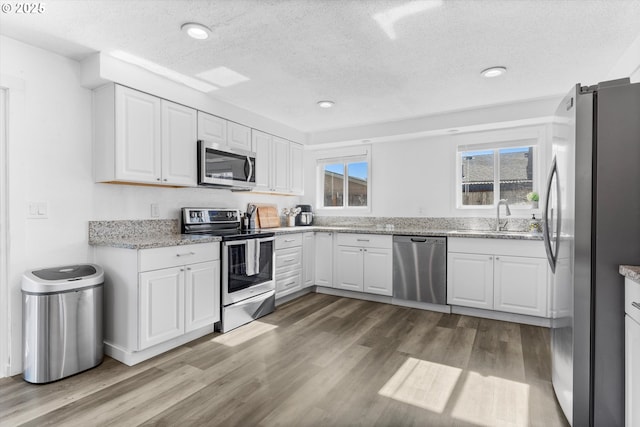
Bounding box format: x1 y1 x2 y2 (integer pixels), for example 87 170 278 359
211 321 278 347
451 371 530 426
378 357 462 413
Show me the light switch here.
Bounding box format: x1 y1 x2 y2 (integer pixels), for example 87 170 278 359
27 202 48 219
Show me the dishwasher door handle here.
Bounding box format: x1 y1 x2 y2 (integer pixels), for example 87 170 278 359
410 238 427 243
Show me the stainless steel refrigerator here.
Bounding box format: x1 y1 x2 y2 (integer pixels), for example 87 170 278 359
544 78 640 426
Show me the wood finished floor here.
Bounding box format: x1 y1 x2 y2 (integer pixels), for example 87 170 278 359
0 294 569 427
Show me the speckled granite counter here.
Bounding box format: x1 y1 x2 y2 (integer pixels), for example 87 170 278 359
264 226 544 240
620 265 640 282
89 219 543 249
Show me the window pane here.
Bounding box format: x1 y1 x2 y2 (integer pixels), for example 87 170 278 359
499 147 534 206
461 150 494 206
323 163 344 207
347 162 368 207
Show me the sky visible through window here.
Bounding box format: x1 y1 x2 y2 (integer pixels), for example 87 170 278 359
325 162 368 179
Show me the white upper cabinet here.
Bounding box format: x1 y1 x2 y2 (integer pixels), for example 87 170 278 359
197 111 226 145
251 130 303 195
289 142 304 195
94 84 197 186
252 129 273 191
272 136 290 193
114 86 162 183
227 121 252 151
161 100 197 186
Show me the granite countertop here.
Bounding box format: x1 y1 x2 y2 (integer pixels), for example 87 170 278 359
270 225 544 240
620 265 640 282
89 223 543 249
89 233 222 250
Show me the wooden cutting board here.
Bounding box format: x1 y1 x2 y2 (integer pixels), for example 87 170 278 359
256 205 280 228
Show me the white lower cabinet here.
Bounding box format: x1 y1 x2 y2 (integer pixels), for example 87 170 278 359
96 242 220 365
334 234 393 296
447 253 494 309
302 232 315 288
275 233 303 298
315 232 334 287
447 238 549 317
139 267 184 349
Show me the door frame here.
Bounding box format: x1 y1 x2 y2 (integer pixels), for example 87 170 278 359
0 87 9 377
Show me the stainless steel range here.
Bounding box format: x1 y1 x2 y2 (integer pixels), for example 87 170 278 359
181 208 276 333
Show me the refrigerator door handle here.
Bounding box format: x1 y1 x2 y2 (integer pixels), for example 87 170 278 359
543 157 559 272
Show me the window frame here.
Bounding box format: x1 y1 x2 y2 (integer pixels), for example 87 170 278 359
455 138 540 211
316 152 371 213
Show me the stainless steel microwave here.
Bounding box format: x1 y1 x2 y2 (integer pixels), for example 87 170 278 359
197 140 256 189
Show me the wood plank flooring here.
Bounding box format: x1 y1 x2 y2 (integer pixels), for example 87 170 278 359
0 294 569 426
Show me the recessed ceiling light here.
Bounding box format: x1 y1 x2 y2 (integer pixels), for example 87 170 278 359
317 100 335 108
181 22 211 40
481 66 507 78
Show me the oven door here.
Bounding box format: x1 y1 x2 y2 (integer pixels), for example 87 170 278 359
222 236 275 306
198 140 256 188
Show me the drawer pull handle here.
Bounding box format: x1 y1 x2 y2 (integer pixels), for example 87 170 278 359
285 281 296 286
357 239 370 242
284 239 296 243
632 302 640 311
176 252 196 257
284 258 296 262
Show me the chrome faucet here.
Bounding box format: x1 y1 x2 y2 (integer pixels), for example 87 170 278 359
496 199 511 231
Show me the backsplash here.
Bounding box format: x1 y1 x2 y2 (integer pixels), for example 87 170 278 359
88 219 179 240
313 216 534 231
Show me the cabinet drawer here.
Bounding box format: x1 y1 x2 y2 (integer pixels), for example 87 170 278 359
448 237 545 258
336 233 392 249
626 278 640 324
276 270 302 295
276 233 303 250
275 247 302 273
139 243 219 272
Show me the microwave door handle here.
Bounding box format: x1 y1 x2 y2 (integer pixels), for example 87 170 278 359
246 156 253 182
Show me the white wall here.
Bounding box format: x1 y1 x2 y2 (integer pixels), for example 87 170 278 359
303 125 551 218
0 35 300 375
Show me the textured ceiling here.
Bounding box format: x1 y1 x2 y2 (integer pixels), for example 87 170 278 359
2 0 640 133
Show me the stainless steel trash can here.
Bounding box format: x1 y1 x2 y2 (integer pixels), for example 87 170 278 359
22 264 104 384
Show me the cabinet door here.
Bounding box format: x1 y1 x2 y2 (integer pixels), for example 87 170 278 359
289 142 304 195
315 232 333 287
115 86 161 183
185 261 220 333
272 136 290 193
303 232 315 288
627 315 640 427
139 267 184 349
335 246 364 292
447 252 494 309
227 122 252 151
494 256 548 316
252 130 273 191
363 247 393 296
161 100 197 186
197 112 226 145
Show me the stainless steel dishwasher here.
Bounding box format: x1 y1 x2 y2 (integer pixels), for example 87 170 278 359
393 235 447 305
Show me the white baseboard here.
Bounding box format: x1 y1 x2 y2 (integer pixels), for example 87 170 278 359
275 287 313 306
315 286 392 304
450 305 551 327
391 298 452 314
104 324 214 366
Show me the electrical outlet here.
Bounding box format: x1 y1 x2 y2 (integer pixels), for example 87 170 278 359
418 206 425 215
150 203 160 218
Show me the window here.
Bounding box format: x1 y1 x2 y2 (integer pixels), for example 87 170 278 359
457 143 537 209
318 155 370 210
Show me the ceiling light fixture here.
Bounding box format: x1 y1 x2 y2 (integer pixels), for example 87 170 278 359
181 22 212 40
481 66 507 78
317 100 335 108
